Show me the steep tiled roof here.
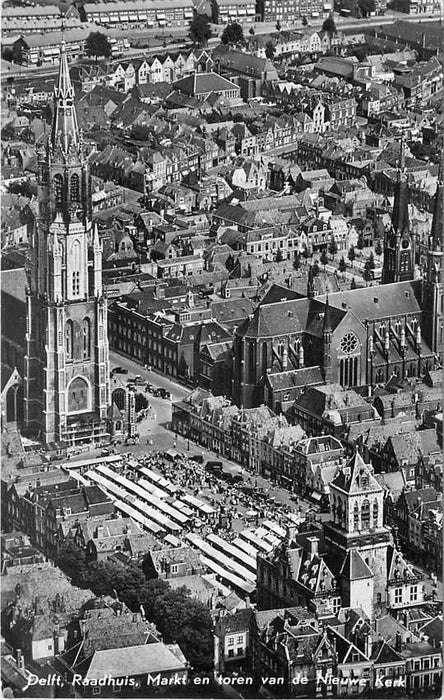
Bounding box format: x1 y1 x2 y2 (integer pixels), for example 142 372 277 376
340 550 373 581
330 452 382 495
216 608 254 635
83 642 187 680
324 280 422 322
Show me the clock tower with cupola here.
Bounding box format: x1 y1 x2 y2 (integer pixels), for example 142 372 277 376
23 44 110 445
324 451 392 610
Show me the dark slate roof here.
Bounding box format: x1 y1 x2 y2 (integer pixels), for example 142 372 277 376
173 72 238 96
371 639 404 665
330 452 382 495
402 487 439 511
266 366 323 391
238 298 311 339
260 283 305 305
1 267 27 303
324 280 422 322
211 298 255 325
217 608 254 635
340 550 373 581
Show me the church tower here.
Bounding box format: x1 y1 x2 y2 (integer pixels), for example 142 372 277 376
421 162 443 357
382 150 415 285
24 44 110 444
324 451 391 611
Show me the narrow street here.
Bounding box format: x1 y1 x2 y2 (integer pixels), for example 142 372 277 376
73 350 323 519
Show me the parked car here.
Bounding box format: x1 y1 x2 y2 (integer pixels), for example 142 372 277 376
190 454 204 464
159 388 172 400
134 375 145 385
113 367 128 374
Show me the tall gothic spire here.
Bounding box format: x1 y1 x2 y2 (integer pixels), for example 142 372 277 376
430 157 443 251
51 41 80 157
391 136 410 236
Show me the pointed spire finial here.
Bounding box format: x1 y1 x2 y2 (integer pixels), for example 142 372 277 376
51 32 80 158
399 132 406 172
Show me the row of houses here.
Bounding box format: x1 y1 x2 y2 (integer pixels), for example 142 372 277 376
11 25 130 66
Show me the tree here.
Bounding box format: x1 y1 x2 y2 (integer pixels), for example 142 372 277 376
363 265 372 285
357 235 365 250
151 588 214 671
358 0 375 15
2 47 13 62
84 32 112 61
320 250 329 269
350 277 357 289
56 542 88 584
293 251 301 270
328 236 338 259
189 14 212 47
312 261 320 276
135 393 148 412
1 122 15 141
138 578 171 619
221 22 244 45
367 251 375 269
249 26 255 35
265 41 276 59
322 16 337 35
225 254 235 272
130 124 151 141
275 19 281 30
338 256 347 274
302 15 308 25
7 180 36 198
388 0 410 10
276 247 284 263
302 247 310 260
375 238 383 257
348 246 355 267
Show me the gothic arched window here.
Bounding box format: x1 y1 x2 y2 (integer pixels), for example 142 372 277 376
65 320 74 360
361 499 370 529
262 342 268 372
112 388 126 411
353 502 359 531
82 318 91 359
54 174 64 207
71 239 81 297
67 376 90 414
373 499 379 527
70 173 80 202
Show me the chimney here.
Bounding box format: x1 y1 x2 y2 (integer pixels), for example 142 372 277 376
363 632 372 659
395 631 402 652
307 536 319 558
53 629 60 656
